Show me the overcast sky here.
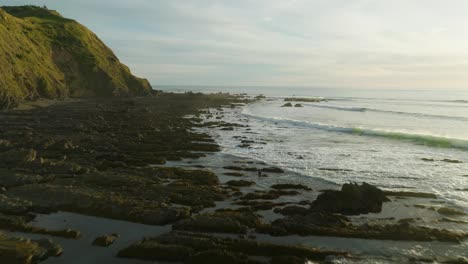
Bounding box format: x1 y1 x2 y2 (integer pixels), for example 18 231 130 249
2 0 468 89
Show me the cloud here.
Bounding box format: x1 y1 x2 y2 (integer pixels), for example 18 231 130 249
2 0 468 88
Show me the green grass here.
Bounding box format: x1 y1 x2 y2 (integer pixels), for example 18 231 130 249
0 5 152 109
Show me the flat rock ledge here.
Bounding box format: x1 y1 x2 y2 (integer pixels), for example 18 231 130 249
118 231 350 264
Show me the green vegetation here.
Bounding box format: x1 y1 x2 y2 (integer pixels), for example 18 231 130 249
0 5 152 109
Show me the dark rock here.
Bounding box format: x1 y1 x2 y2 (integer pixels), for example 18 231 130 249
258 212 466 242
240 190 299 201
226 180 255 187
0 149 37 166
437 207 467 216
271 184 311 191
311 183 390 215
422 158 435 162
34 238 63 257
118 231 350 262
0 139 12 151
261 167 284 173
444 257 468 264
234 200 284 211
294 104 303 107
281 103 293 107
274 206 309 216
92 234 119 247
223 166 257 172
384 191 437 199
442 159 463 163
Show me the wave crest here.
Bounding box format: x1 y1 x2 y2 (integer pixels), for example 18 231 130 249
304 104 468 121
242 111 468 150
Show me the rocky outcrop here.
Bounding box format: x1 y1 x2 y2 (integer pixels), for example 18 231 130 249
311 182 389 215
0 234 62 264
118 231 350 263
258 212 467 242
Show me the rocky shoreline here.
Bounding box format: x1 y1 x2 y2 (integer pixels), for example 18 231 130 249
0 93 467 263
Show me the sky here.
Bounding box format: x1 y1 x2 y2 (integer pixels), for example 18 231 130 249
2 0 468 89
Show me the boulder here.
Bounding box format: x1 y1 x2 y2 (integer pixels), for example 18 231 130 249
281 103 293 107
311 183 389 215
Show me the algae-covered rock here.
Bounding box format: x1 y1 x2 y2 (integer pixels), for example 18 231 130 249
0 233 62 264
0 213 80 239
118 231 350 263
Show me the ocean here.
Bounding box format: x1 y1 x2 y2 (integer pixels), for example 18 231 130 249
159 86 468 212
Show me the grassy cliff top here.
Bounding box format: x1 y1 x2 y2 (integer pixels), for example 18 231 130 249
0 5 152 109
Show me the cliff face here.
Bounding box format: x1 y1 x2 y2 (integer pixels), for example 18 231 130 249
0 6 152 109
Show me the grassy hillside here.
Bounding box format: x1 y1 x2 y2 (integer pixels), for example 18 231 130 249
0 5 152 109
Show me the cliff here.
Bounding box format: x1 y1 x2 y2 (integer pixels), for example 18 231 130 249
0 5 152 109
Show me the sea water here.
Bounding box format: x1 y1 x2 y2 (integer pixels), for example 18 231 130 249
160 86 468 212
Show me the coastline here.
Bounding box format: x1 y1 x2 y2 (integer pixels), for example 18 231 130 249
0 94 467 263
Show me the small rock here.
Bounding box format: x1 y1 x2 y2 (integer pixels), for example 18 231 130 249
92 234 119 247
